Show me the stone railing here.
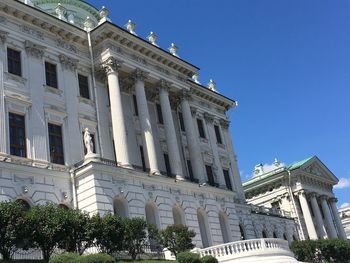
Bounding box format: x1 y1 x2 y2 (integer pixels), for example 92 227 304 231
250 205 291 218
197 238 295 262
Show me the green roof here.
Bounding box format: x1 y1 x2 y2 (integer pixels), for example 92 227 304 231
286 156 315 171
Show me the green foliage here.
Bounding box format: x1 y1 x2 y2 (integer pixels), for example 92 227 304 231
291 239 350 263
122 217 151 260
158 224 196 257
0 201 27 260
200 255 218 263
48 253 80 263
177 252 201 263
78 253 115 263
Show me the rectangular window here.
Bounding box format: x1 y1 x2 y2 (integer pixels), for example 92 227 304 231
187 160 194 182
197 119 206 138
7 48 21 76
133 94 139 116
48 123 64 165
205 165 215 186
45 62 58 88
214 125 223 144
156 104 163 124
140 146 146 172
78 74 90 99
164 153 171 176
178 112 185 132
9 113 26 157
223 169 233 190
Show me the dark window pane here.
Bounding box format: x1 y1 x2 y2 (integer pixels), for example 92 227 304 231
48 123 64 164
178 112 185 132
223 169 232 190
156 104 163 124
45 62 58 88
164 153 171 176
187 160 194 182
7 48 21 76
214 125 222 144
78 74 90 99
205 165 215 186
140 146 146 171
133 94 138 116
197 119 205 138
9 113 26 157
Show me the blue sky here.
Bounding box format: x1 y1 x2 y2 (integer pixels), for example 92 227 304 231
87 0 350 207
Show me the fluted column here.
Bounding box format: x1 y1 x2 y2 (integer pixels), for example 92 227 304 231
297 190 318 240
309 193 327 238
329 197 347 239
320 196 338 238
158 80 184 180
180 90 205 182
101 57 131 168
133 69 160 175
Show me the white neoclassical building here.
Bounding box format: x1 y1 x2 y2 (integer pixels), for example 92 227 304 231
243 156 347 240
339 205 350 239
0 0 303 256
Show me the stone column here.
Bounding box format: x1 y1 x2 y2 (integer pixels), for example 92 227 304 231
309 193 327 238
158 80 183 180
320 196 338 238
180 90 205 183
297 190 318 240
204 113 225 187
0 32 7 155
133 69 160 175
329 197 347 239
101 57 131 168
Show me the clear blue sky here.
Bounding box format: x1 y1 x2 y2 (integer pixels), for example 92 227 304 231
87 0 350 207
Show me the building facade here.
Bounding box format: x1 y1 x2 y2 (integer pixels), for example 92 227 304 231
0 0 298 249
339 205 350 239
243 157 347 240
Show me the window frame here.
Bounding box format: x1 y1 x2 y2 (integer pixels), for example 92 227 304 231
7 47 22 77
9 112 26 158
48 123 64 165
205 165 215 186
197 118 206 138
45 61 58 89
214 124 223 144
78 74 90 99
223 169 233 190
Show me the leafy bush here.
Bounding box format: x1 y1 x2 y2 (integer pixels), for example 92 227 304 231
78 253 115 263
177 252 201 263
201 255 218 263
49 252 80 263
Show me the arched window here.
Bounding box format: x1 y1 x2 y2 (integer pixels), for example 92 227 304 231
197 209 211 248
172 205 185 225
145 202 160 228
219 211 231 243
114 198 129 218
262 230 267 238
273 232 278 238
239 224 246 240
16 199 30 212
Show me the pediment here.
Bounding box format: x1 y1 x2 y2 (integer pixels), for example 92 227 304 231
301 157 338 183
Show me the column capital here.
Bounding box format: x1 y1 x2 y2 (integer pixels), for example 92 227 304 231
308 192 318 199
25 40 46 59
295 189 307 196
219 118 230 129
190 106 197 116
59 54 79 71
319 195 329 201
0 30 8 45
180 89 192 101
204 112 214 123
101 56 122 74
329 197 337 203
133 68 148 81
159 79 171 92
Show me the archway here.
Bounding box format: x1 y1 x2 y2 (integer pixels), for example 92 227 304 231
145 202 160 251
262 230 267 238
197 208 211 248
219 211 231 243
114 197 129 218
172 205 185 225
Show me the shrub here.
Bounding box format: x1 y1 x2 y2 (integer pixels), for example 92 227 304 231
201 255 218 263
49 252 80 263
78 253 115 263
177 252 201 263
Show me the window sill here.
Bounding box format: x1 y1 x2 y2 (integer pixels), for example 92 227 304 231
199 137 208 143
78 96 95 106
217 143 226 149
44 85 62 95
5 72 27 84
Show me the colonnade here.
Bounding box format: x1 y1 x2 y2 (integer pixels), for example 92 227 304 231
297 190 346 239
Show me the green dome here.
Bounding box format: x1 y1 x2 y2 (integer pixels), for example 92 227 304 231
31 0 100 29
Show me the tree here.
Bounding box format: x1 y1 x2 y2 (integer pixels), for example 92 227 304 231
25 203 65 262
123 217 152 260
158 224 196 257
0 201 26 260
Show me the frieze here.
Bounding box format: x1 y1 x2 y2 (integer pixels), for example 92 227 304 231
131 54 147 65
59 54 79 71
20 25 44 40
56 39 77 53
14 174 34 184
25 40 46 59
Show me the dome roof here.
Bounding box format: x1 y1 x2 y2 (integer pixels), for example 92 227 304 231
31 0 100 29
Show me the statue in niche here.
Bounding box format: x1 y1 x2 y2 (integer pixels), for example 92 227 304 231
83 128 94 155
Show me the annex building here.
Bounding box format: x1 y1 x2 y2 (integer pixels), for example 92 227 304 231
0 1 344 258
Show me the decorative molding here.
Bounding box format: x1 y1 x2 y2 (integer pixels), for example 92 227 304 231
4 72 27 84
203 112 214 123
0 30 8 45
133 68 148 81
55 39 77 53
190 106 197 116
59 54 79 71
159 79 171 92
20 25 44 40
220 118 230 129
100 56 121 74
44 85 63 96
25 40 46 59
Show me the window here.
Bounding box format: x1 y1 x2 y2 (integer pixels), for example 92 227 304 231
7 48 21 76
214 125 223 144
9 113 26 157
133 94 138 116
223 169 232 190
78 74 90 99
140 146 146 171
197 119 206 138
45 62 58 88
82 132 95 155
156 103 163 124
205 165 215 186
164 153 171 176
187 160 194 182
178 112 185 131
48 123 64 164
